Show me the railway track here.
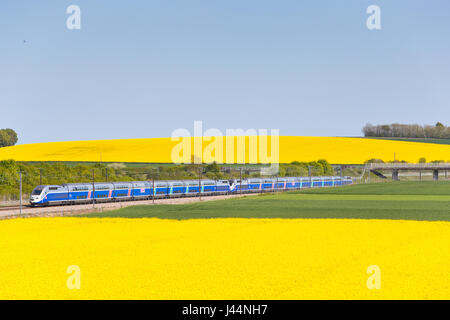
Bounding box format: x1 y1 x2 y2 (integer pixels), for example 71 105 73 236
0 191 248 212
0 193 260 220
0 206 20 212
0 188 290 215
0 192 253 211
0 205 32 212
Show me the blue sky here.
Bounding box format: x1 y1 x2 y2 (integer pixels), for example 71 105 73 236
1 1 450 144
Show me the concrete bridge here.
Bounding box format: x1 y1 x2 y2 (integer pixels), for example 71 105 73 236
366 163 450 181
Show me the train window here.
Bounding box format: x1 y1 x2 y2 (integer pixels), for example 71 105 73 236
96 194 108 198
73 186 88 191
49 187 58 191
172 183 183 187
32 188 43 195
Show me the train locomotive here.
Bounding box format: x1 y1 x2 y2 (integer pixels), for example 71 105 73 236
29 176 353 206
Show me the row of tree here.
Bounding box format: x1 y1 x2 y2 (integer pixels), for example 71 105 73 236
0 129 18 147
362 122 450 139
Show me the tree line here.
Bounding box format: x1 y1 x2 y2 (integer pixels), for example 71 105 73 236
362 122 450 139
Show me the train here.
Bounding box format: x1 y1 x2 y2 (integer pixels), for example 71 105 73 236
29 176 353 206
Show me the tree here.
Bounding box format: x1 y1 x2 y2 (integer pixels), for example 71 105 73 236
205 161 220 173
362 123 450 139
317 159 333 175
0 128 18 147
362 123 376 137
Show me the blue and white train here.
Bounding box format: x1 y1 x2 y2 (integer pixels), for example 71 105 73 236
29 176 353 206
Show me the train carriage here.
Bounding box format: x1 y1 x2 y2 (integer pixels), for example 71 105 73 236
262 178 274 191
91 183 115 202
299 177 311 188
153 181 169 197
247 178 262 192
286 177 300 189
185 180 200 195
201 180 217 195
216 180 231 194
275 178 287 190
168 181 187 196
132 181 152 198
233 179 249 193
44 185 68 203
112 182 133 199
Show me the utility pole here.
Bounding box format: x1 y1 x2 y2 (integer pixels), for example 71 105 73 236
239 167 242 195
198 166 202 201
19 171 22 217
92 169 95 208
152 168 155 204
105 167 108 182
39 169 42 185
308 166 312 187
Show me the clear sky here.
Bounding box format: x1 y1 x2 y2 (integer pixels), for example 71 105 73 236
1 1 450 144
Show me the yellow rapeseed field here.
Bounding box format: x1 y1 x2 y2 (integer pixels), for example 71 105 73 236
0 136 448 164
0 217 449 299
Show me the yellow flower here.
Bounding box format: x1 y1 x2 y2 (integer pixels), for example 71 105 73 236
0 217 448 299
0 136 448 164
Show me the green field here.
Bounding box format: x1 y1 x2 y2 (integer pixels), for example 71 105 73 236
83 181 450 221
296 181 450 195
